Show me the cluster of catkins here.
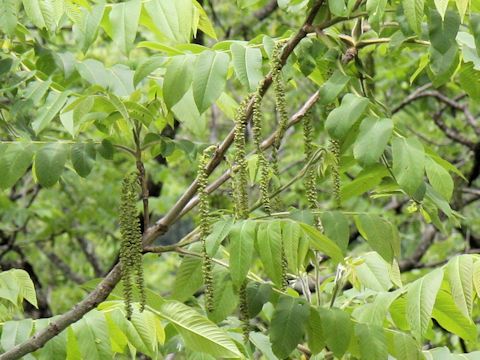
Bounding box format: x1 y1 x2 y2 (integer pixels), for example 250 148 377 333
119 173 146 319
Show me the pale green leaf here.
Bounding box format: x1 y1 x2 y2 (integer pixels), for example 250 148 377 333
300 223 344 264
406 268 443 339
445 255 473 317
163 55 195 109
151 300 242 358
109 0 141 54
229 220 256 287
192 50 229 113
432 290 477 341
230 43 263 91
402 0 425 34
32 91 69 134
256 221 284 287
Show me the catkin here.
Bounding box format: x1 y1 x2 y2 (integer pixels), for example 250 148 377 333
119 173 145 319
232 99 251 338
198 146 216 313
233 98 251 220
252 84 272 215
329 139 341 209
303 113 324 232
271 41 289 180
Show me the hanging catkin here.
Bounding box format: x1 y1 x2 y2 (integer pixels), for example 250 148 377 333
271 41 289 180
232 98 252 341
303 112 324 232
119 173 146 319
252 84 272 215
232 97 251 220
197 146 216 313
329 139 342 209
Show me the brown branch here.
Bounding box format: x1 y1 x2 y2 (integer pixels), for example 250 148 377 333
76 236 103 277
399 225 436 271
253 0 278 20
36 244 86 285
0 3 327 359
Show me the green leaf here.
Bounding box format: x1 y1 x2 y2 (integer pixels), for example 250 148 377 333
470 13 480 54
73 4 104 53
208 270 238 323
230 43 263 91
445 255 473 318
256 221 284 287
192 50 229 113
355 323 388 360
151 300 242 358
246 282 272 318
429 9 460 54
0 0 18 36
22 0 46 29
455 0 469 21
0 144 33 189
353 117 393 166
71 310 112 360
144 0 194 43
12 269 37 307
341 164 389 201
76 59 110 89
473 260 480 298
134 55 166 87
249 332 278 360
318 70 350 105
229 220 256 287
281 220 306 273
306 307 325 355
71 143 96 178
319 308 353 358
172 244 204 301
354 252 393 291
32 91 69 134
434 0 449 20
163 55 195 109
300 223 344 264
406 268 443 339
34 143 68 187
432 290 477 341
325 93 369 140
270 295 309 359
402 0 425 34
366 0 387 30
425 157 453 201
392 136 425 197
319 211 349 253
354 214 399 263
109 0 141 54
386 330 423 360
0 319 33 351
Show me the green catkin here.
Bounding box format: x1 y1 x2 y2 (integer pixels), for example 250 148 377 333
303 113 324 233
239 281 249 342
271 41 289 180
252 85 272 215
329 139 342 209
233 97 251 220
197 146 216 313
119 173 146 319
270 41 289 290
232 99 251 340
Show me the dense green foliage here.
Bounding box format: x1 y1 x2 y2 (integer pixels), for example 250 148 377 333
1 0 480 359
